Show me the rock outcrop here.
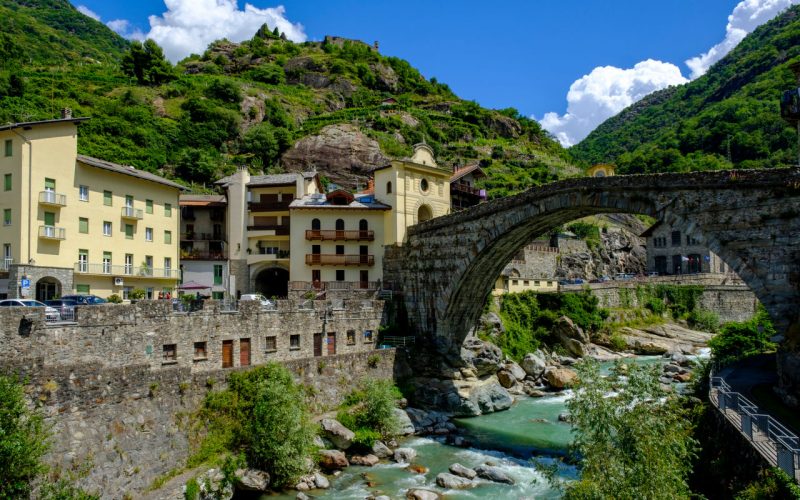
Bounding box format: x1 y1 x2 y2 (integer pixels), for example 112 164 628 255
320 418 355 450
318 450 349 470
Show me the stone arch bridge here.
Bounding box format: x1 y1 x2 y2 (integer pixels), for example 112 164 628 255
383 168 800 357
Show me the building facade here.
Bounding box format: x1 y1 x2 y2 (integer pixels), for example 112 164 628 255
492 241 560 295
641 220 734 275
0 116 182 300
450 163 487 211
179 195 228 299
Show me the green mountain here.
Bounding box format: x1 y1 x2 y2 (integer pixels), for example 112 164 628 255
0 0 575 197
571 5 800 173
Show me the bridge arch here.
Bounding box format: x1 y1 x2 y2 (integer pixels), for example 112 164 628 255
383 169 800 357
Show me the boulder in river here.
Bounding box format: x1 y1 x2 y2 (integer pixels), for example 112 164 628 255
505 361 527 381
475 464 515 484
545 367 579 389
393 447 417 463
349 454 380 466
406 489 441 500
234 468 270 491
371 440 393 458
436 472 476 489
521 351 547 378
449 463 477 479
318 450 349 470
497 369 516 388
393 408 416 435
320 418 355 450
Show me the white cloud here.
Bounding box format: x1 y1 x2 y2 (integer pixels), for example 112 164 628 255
144 0 306 62
539 60 688 147
76 5 100 21
686 0 800 79
107 19 146 41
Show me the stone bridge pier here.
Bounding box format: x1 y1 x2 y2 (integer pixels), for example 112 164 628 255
384 168 800 399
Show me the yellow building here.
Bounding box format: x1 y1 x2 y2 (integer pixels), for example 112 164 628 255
492 275 559 295
373 143 451 245
0 114 183 300
289 190 390 291
586 163 616 177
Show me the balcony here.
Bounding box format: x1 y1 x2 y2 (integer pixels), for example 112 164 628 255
38 191 67 207
39 225 65 240
305 254 374 266
0 258 11 272
181 232 226 241
289 280 380 291
74 262 180 279
121 206 144 220
247 224 290 235
180 250 227 261
451 183 486 198
248 200 291 212
305 230 375 241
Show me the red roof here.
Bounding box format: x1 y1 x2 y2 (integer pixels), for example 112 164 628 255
450 164 486 183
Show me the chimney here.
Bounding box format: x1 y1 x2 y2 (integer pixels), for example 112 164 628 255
60 107 72 119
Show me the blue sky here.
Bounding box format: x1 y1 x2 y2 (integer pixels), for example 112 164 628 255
74 0 798 145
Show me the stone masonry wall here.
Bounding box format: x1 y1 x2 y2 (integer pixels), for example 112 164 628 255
568 284 759 324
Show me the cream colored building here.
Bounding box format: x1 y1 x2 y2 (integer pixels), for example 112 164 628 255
0 115 183 300
493 275 559 295
372 144 451 246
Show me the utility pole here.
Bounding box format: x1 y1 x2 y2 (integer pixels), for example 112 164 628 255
780 61 800 166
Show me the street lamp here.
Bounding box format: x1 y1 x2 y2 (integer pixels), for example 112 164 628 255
780 61 800 166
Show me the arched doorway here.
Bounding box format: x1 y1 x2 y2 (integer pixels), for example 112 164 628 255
255 267 289 298
417 204 433 223
36 277 61 301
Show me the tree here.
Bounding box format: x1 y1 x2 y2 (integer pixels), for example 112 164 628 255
555 361 697 499
0 375 50 498
709 306 776 365
121 39 175 86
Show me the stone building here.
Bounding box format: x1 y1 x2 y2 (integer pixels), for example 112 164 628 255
450 163 487 211
641 220 735 275
492 241 560 295
179 194 228 299
0 114 183 300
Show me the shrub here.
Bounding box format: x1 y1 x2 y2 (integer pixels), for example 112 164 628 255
184 477 199 500
248 64 285 85
352 428 382 448
204 78 242 104
709 306 776 365
688 309 720 333
0 375 50 499
644 297 666 315
129 288 146 300
106 294 123 304
337 379 401 439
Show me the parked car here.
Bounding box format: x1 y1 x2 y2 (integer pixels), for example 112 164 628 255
45 299 79 320
240 293 275 308
646 271 659 278
0 299 61 320
60 294 108 305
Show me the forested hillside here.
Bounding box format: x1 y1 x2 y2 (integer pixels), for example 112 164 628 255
0 0 576 196
571 5 800 173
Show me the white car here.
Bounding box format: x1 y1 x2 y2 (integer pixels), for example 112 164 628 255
0 299 61 321
239 294 275 308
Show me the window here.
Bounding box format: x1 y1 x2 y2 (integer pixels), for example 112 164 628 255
124 195 133 208
364 330 373 342
4 139 11 157
359 219 368 231
686 235 700 246
164 258 172 275
79 185 88 201
125 224 134 239
102 252 112 273
124 254 133 274
146 199 153 214
145 227 153 242
146 287 154 299
312 244 320 255
335 219 345 231
290 334 300 350
311 218 320 230
512 279 518 286
103 221 112 236
672 255 683 274
265 336 277 352
420 178 429 192
44 211 55 228
3 174 10 191
336 245 344 255
162 344 177 363
78 250 88 272
164 230 172 244
44 178 55 192
122 287 132 299
76 284 90 294
194 342 207 360
347 330 356 345
103 190 112 206
653 236 667 248
212 291 224 300
655 256 668 274
165 203 172 217
336 270 345 281
386 181 392 194
79 217 89 234
145 256 153 275
3 209 10 226
213 265 223 285
671 231 681 246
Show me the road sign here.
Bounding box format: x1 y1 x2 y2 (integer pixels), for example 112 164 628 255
20 278 30 288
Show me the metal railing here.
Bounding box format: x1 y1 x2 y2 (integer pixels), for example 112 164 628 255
180 232 226 241
710 376 800 483
121 206 144 220
305 229 375 241
38 191 67 206
39 225 65 240
0 258 11 271
305 254 374 266
74 262 180 279
380 336 415 348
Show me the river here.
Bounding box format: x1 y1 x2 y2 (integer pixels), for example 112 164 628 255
265 354 699 498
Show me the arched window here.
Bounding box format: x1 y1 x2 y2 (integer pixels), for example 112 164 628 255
335 219 345 230
359 219 368 231
417 204 433 223
311 218 321 230
386 181 392 194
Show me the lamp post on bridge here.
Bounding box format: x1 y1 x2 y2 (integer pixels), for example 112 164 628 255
780 61 800 167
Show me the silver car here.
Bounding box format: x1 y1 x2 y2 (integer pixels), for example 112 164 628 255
0 299 61 321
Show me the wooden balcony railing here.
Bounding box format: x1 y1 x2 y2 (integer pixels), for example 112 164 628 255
289 280 380 291
450 183 486 197
305 254 374 266
305 230 374 241
248 200 291 212
247 224 290 235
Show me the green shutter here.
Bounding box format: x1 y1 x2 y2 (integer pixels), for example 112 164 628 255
125 224 133 239
164 230 172 244
3 209 10 225
146 200 153 214
76 284 90 294
165 203 172 217
44 212 55 226
3 174 10 191
4 139 11 157
79 217 88 233
213 265 223 285
104 191 112 206
44 178 55 190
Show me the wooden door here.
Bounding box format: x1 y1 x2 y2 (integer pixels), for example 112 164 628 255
327 332 336 355
240 338 251 366
222 340 233 368
313 333 322 357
